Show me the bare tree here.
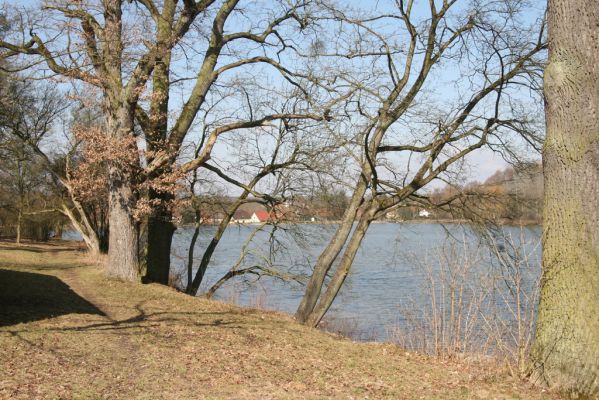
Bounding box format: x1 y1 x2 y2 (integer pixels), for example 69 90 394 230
0 74 70 242
0 66 111 254
0 140 47 243
0 0 330 281
180 97 339 295
294 1 546 326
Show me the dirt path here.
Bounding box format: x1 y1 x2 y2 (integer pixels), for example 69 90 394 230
59 267 144 378
61 268 114 318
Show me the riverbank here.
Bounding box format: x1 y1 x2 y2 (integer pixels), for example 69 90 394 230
0 241 557 399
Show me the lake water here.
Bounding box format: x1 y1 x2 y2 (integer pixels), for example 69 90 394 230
170 222 542 346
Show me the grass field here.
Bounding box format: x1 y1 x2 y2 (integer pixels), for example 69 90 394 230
0 240 559 399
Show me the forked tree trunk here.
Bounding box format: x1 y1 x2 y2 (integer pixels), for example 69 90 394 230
61 202 102 256
530 1 599 396
294 176 369 323
295 119 393 324
304 202 378 327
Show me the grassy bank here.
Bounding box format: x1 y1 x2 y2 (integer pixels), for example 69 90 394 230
0 241 558 399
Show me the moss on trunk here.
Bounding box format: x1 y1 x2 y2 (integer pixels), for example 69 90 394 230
530 1 599 397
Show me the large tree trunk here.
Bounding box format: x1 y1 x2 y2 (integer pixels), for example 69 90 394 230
107 170 140 281
530 1 599 397
145 217 175 284
144 191 176 284
142 3 177 285
105 105 140 281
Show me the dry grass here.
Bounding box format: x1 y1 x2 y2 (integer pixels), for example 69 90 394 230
0 241 560 399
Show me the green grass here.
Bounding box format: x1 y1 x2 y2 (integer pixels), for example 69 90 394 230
0 241 559 399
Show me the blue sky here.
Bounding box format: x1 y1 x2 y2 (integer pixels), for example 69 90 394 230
4 0 546 186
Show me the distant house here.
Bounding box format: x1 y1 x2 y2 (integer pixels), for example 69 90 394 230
418 209 431 218
250 211 274 223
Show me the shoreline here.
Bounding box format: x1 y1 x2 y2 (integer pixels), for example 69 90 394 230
178 219 541 228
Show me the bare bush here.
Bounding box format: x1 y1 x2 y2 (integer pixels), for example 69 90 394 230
390 227 540 376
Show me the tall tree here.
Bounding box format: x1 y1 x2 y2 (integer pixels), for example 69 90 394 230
293 0 546 326
530 0 599 397
0 1 326 282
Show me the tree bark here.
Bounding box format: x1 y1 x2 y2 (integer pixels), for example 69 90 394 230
530 1 599 397
144 191 176 284
107 169 140 281
15 208 22 245
105 105 140 281
185 208 201 292
145 217 175 283
305 202 378 327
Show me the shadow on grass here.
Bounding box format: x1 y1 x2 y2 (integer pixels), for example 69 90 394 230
8 302 302 337
0 268 106 327
44 303 249 334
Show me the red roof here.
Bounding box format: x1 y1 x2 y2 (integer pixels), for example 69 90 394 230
254 211 271 222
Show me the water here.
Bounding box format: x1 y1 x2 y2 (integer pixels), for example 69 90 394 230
170 223 542 344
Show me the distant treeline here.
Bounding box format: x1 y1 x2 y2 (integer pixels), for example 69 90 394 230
175 164 543 226
425 163 543 224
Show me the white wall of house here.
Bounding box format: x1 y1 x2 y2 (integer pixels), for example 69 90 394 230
231 217 252 224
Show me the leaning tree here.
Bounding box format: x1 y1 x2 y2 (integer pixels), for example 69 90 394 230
292 0 547 327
